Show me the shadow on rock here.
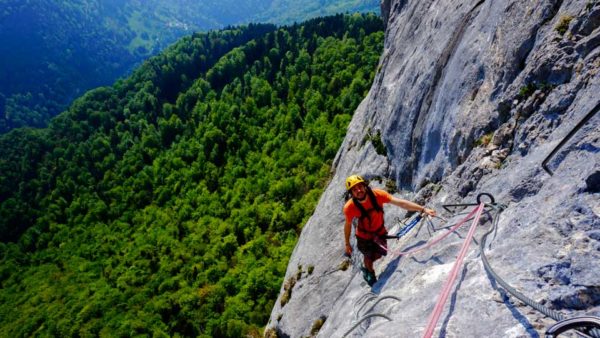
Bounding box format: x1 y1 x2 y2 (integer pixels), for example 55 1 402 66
371 240 429 293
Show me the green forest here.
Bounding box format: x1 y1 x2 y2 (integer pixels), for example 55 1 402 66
0 13 383 337
0 0 378 133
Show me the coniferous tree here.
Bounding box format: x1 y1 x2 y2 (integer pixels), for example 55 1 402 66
0 14 383 337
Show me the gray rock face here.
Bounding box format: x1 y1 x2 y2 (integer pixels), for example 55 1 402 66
266 1 600 337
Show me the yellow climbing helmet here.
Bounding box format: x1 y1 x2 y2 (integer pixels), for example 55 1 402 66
345 175 366 191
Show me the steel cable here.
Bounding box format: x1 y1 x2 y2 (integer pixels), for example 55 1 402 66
341 313 392 337
480 204 600 338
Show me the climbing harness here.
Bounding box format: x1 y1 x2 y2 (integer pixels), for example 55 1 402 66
352 186 387 239
352 186 383 220
542 100 600 175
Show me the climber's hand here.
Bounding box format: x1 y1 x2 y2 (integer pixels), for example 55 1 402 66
423 208 437 217
344 244 352 257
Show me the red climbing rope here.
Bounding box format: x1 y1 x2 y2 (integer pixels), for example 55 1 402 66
422 203 485 338
379 203 482 258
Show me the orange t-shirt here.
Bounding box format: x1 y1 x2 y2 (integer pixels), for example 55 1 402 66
343 188 393 239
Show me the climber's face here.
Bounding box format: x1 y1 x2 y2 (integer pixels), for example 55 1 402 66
350 182 367 201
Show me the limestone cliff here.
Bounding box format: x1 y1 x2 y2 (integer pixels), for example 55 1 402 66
267 0 600 337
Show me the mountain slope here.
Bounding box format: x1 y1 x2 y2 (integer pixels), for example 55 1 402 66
0 0 378 133
0 14 383 337
267 1 600 337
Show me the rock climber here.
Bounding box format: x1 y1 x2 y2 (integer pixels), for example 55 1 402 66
343 174 436 286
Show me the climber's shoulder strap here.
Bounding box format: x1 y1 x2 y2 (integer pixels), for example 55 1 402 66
352 187 382 220
367 187 382 212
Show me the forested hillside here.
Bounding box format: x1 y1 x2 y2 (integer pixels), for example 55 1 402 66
0 14 383 337
0 0 378 133
0 0 136 132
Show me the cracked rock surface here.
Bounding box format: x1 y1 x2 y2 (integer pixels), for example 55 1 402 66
267 1 600 337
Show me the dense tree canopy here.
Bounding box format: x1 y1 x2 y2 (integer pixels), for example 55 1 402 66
0 13 383 337
0 0 378 133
